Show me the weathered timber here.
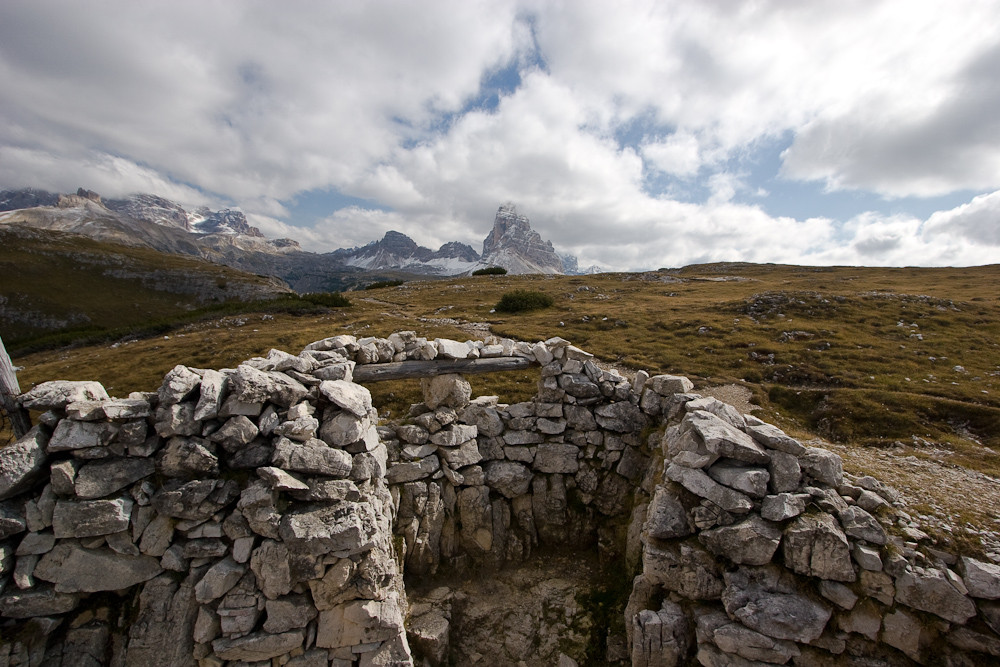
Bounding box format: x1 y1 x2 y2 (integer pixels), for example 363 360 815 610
0 335 31 437
352 356 536 382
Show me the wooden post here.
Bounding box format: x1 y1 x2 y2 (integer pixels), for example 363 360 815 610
352 356 536 382
0 335 31 438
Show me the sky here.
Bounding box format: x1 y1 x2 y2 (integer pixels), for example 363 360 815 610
1 0 998 271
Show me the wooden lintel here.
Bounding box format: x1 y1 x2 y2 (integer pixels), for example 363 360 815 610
352 356 536 382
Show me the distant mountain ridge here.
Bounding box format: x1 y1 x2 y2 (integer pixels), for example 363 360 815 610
0 188 599 289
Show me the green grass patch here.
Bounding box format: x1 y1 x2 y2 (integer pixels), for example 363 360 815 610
494 289 554 313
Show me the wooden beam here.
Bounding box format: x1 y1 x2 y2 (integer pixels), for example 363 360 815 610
352 356 536 382
0 335 31 438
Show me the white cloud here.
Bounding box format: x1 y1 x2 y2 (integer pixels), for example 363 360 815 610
1 0 998 273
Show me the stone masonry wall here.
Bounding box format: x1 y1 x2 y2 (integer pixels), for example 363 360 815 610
2 331 1000 666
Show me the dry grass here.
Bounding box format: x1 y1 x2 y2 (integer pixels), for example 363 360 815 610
11 262 1000 535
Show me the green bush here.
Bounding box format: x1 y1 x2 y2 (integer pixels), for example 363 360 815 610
494 290 554 313
300 292 352 307
364 280 405 290
472 266 507 276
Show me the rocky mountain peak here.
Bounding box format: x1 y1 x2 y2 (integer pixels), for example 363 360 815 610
189 207 264 237
105 193 190 231
480 203 564 274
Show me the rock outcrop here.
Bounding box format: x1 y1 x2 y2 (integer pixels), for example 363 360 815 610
3 332 1000 665
478 203 564 275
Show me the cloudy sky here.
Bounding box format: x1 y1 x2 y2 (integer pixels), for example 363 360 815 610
1 1 998 271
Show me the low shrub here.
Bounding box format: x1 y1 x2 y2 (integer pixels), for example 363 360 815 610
472 266 507 276
365 280 406 290
494 289 554 313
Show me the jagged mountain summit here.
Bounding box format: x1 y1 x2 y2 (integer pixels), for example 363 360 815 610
477 203 564 275
0 188 597 290
329 230 480 275
331 204 574 276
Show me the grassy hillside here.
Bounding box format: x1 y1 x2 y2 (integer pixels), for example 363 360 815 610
0 224 295 350
9 263 1000 539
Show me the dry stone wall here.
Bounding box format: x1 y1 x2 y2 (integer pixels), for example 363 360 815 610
2 330 1000 666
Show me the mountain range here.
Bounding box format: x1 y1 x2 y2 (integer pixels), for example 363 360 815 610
0 189 598 292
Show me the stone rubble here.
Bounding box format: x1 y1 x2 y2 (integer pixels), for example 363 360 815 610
1 331 999 666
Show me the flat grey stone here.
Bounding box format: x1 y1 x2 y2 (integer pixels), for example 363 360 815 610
74 458 155 499
319 379 373 417
34 541 162 593
665 463 752 514
52 497 132 538
271 437 352 477
19 381 108 410
484 460 533 498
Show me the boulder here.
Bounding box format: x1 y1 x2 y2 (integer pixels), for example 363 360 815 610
319 379 373 417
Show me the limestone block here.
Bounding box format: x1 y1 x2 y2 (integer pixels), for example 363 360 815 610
837 506 887 545
960 556 1000 599
721 565 832 644
158 437 219 478
782 512 855 582
231 364 309 408
0 427 49 501
594 401 648 433
316 595 405 649
684 396 746 429
421 374 472 409
278 502 378 558
271 437 352 477
212 630 304 662
533 443 580 474
49 419 120 452
712 621 801 663
52 496 132 538
760 493 808 521
20 380 109 410
387 456 440 484
647 375 693 395
484 461 533 498
744 422 806 456
684 411 768 464
153 403 199 438
665 464 753 514
210 415 259 451
643 485 690 540
74 458 155 499
799 447 844 487
320 411 368 447
706 460 769 498
263 594 318 634
193 369 227 421
895 566 976 624
34 542 162 593
642 539 724 600
195 557 246 603
630 601 691 667
767 451 801 493
851 543 883 571
699 515 782 566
